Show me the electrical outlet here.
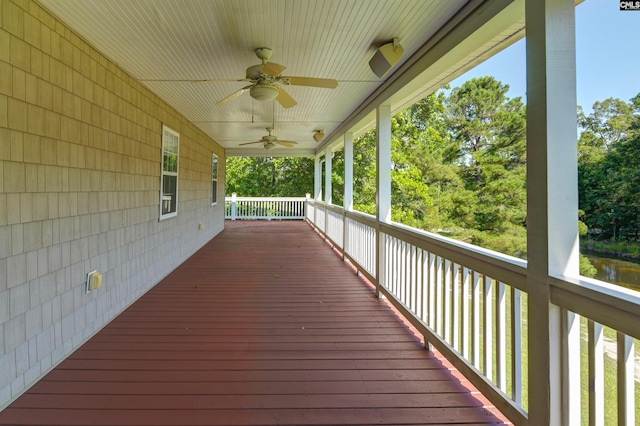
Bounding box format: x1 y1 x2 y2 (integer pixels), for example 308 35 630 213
86 270 103 293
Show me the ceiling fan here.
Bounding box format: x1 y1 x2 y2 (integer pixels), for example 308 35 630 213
201 47 338 108
239 127 298 150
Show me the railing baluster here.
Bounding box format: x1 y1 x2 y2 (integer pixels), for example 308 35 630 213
400 240 405 301
484 276 493 379
412 246 419 315
496 281 506 392
462 267 471 359
444 259 452 343
410 244 415 311
393 238 398 295
398 239 402 297
388 236 394 293
511 288 523 405
617 332 635 426
398 239 403 298
472 271 481 369
422 251 428 324
452 263 460 352
428 253 436 332
588 320 604 426
435 256 443 336
416 249 423 319
401 241 407 304
403 242 409 307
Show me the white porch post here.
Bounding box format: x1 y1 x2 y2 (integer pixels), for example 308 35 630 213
344 132 354 212
526 0 579 425
324 148 332 206
230 192 238 221
343 132 354 258
376 104 392 298
314 154 322 202
324 147 332 235
314 154 322 227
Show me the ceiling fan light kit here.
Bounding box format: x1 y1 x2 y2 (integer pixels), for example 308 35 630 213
250 84 279 101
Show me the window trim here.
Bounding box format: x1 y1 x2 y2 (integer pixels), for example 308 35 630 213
211 152 219 206
160 124 179 220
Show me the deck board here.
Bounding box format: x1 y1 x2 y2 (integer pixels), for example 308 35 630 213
0 221 506 425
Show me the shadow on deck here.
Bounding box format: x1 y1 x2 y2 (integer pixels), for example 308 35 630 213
0 221 506 425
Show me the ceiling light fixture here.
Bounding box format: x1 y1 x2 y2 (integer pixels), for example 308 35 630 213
369 37 404 78
313 130 324 142
250 84 279 101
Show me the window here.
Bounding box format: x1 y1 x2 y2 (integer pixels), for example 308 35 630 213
211 153 218 205
160 125 179 219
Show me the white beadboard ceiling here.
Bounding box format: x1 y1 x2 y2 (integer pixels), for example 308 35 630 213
38 0 526 157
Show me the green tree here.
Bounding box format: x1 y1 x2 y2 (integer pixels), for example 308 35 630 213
578 94 640 241
578 97 638 151
331 150 345 206
347 81 529 257
445 77 526 189
443 77 527 243
352 130 377 215
226 156 313 197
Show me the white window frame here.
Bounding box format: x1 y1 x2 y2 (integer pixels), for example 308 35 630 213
211 153 218 206
160 124 179 220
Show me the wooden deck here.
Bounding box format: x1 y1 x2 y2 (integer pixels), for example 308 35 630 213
0 221 506 425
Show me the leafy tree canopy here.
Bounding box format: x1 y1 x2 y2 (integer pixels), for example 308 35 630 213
225 78 640 278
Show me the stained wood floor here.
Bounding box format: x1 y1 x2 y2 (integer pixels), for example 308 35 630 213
0 221 505 425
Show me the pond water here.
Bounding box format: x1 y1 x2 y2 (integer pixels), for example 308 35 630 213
584 254 640 292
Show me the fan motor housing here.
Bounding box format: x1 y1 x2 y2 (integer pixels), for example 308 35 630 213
245 64 264 80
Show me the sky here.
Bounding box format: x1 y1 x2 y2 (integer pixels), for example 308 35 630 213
450 0 640 113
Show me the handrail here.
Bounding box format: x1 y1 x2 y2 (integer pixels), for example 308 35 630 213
550 275 640 339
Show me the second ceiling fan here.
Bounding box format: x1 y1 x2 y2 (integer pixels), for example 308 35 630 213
203 47 338 108
239 127 298 150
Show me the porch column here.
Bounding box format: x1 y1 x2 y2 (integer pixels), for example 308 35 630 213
376 104 392 223
314 154 322 201
526 0 579 424
343 132 354 259
344 132 354 212
376 104 392 298
324 148 332 206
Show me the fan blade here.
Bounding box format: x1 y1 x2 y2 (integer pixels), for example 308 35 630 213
238 141 265 146
194 78 249 83
261 62 286 77
284 76 338 88
276 140 298 148
275 87 297 108
217 85 253 105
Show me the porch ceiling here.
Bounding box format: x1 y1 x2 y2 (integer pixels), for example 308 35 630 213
38 0 525 157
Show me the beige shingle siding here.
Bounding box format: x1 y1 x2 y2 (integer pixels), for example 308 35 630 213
0 0 226 408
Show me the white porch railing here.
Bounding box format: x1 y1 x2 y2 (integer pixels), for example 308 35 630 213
225 195 307 220
305 198 640 426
